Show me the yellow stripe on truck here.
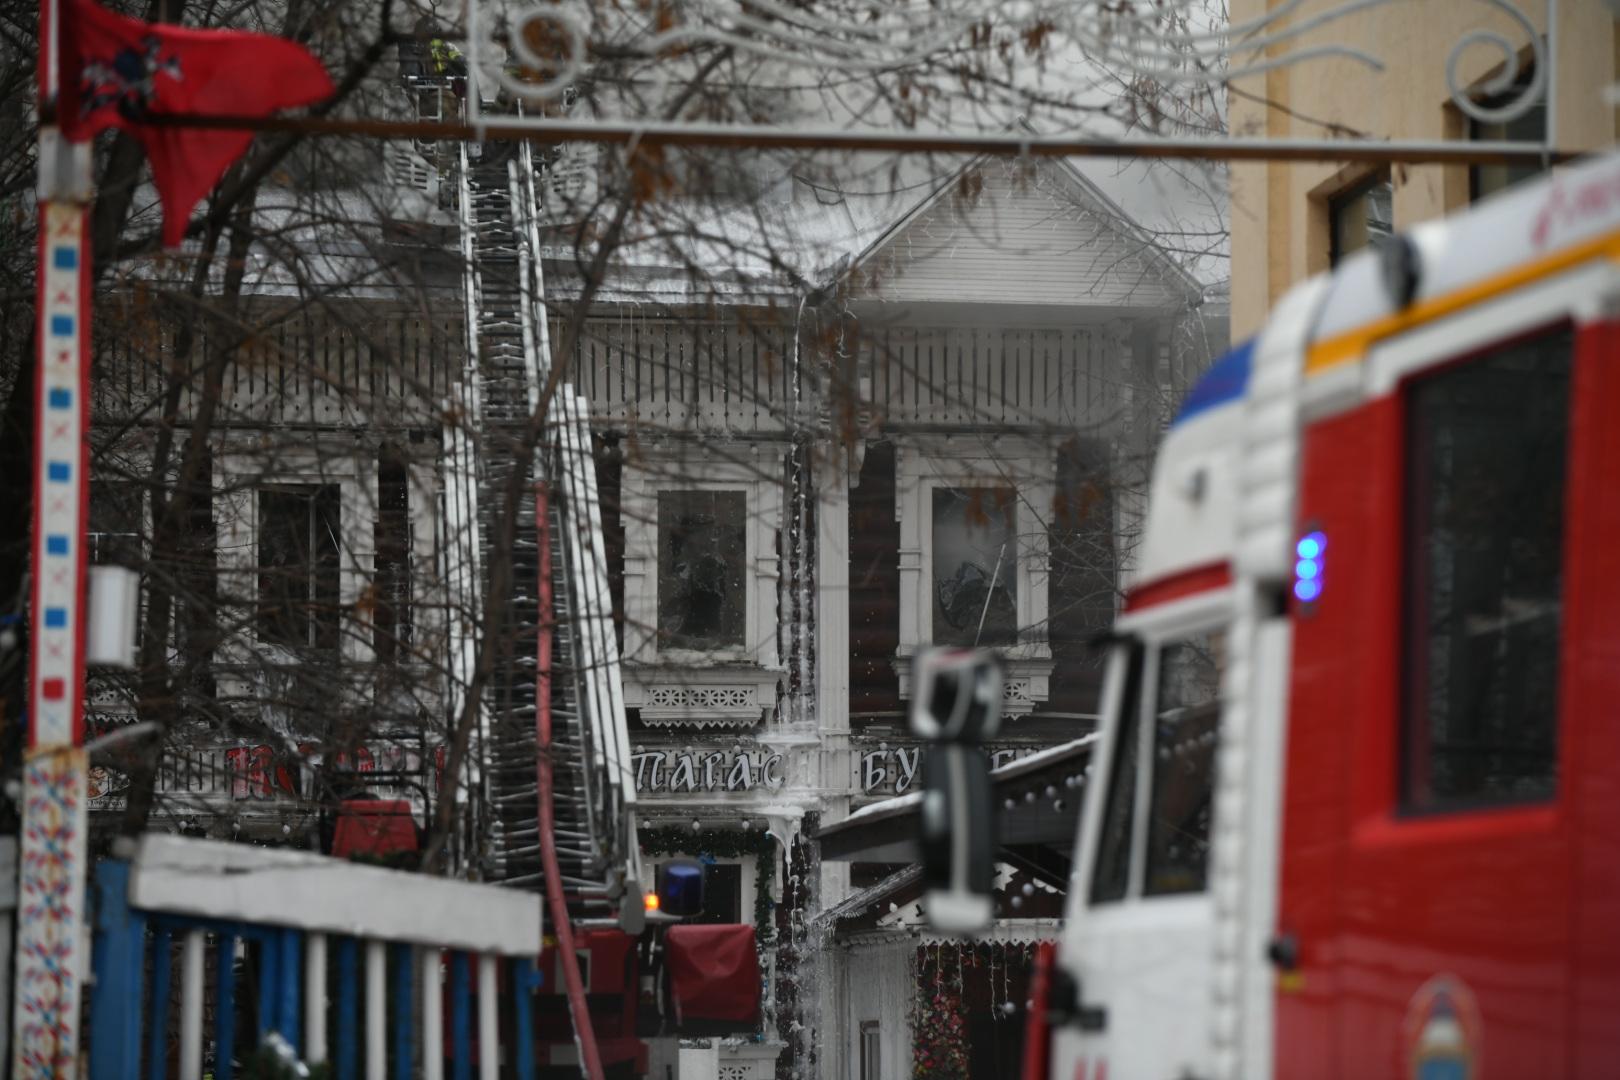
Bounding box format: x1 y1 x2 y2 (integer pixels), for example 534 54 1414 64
1305 228 1620 375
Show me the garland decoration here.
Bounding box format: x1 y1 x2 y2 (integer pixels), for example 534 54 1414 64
912 944 970 1079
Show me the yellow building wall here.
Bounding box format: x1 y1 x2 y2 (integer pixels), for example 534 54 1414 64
1228 0 1618 340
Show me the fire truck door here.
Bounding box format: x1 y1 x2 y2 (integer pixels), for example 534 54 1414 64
1280 289 1612 1079
1055 609 1227 1080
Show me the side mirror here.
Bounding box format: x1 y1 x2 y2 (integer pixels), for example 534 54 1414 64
657 858 704 918
919 744 995 934
910 648 1005 742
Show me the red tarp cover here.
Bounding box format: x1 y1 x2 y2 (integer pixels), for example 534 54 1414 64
664 924 761 1028
331 799 418 858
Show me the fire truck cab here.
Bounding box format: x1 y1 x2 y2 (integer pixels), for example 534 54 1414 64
1035 152 1620 1080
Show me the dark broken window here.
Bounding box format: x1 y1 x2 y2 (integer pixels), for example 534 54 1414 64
657 490 746 651
258 486 342 652
374 448 412 663
931 486 1017 647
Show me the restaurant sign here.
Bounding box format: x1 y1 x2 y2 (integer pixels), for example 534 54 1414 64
857 744 1040 797
633 747 785 794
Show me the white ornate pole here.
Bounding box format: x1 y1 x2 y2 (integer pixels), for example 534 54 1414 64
15 0 94 1073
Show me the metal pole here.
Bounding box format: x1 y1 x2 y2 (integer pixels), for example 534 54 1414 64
305 934 328 1065
17 0 94 1072
140 113 1570 166
476 956 497 1080
973 542 1008 648
179 930 206 1080
365 940 386 1080
1544 0 1558 167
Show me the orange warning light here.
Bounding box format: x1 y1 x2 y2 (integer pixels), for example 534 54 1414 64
644 891 660 912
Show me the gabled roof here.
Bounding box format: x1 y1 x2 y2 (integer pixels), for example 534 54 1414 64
829 143 1207 310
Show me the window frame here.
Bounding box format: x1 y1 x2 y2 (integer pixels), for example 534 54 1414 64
893 437 1055 713
619 448 784 729
621 451 781 669
654 487 751 656
1396 323 1574 815
1466 64 1548 204
256 483 344 653
1087 638 1146 906
1328 170 1394 267
859 1020 882 1080
928 484 1020 648
1085 597 1229 908
217 445 372 670
653 851 756 925
1141 630 1225 896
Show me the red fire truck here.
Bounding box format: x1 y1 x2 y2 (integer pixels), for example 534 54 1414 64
1025 152 1620 1079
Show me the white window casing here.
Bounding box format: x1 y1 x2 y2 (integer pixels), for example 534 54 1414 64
893 436 1054 715
621 444 783 729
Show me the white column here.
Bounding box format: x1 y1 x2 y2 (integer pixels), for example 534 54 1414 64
366 940 387 1080
815 452 855 904
815 453 852 739
894 443 923 662
305 933 328 1064
179 929 206 1080
421 948 444 1080
478 954 499 1080
816 454 854 1080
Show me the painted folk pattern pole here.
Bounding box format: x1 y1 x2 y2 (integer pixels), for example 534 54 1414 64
17 195 93 1079
19 0 94 1071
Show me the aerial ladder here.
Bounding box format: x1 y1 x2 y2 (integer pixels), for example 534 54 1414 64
432 70 643 1074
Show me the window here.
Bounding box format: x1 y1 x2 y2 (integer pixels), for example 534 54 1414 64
860 1021 882 1080
1144 631 1224 895
1470 72 1548 201
1402 329 1571 811
258 486 341 651
658 858 743 923
88 481 143 566
697 861 742 924
657 489 747 651
893 439 1056 712
374 449 412 662
1329 173 1393 265
1091 631 1224 904
621 458 780 727
174 449 217 691
1090 642 1144 905
931 487 1017 647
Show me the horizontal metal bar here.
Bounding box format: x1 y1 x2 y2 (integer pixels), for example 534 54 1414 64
140 113 1568 165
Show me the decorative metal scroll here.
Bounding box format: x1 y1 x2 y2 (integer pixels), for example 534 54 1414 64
459 0 1555 148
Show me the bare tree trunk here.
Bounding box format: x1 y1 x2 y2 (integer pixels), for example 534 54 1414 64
120 193 257 836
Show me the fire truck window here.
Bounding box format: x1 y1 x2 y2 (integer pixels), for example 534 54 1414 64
1144 631 1224 896
1089 642 1145 905
1403 328 1571 811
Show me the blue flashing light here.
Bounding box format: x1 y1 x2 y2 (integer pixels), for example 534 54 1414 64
1293 529 1327 605
1295 531 1327 560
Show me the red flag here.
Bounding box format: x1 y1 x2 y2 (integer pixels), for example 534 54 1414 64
58 0 334 247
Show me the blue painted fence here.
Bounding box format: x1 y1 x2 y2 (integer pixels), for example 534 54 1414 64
87 835 545 1080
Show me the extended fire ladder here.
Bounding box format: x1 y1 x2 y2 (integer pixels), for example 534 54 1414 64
440 124 643 929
